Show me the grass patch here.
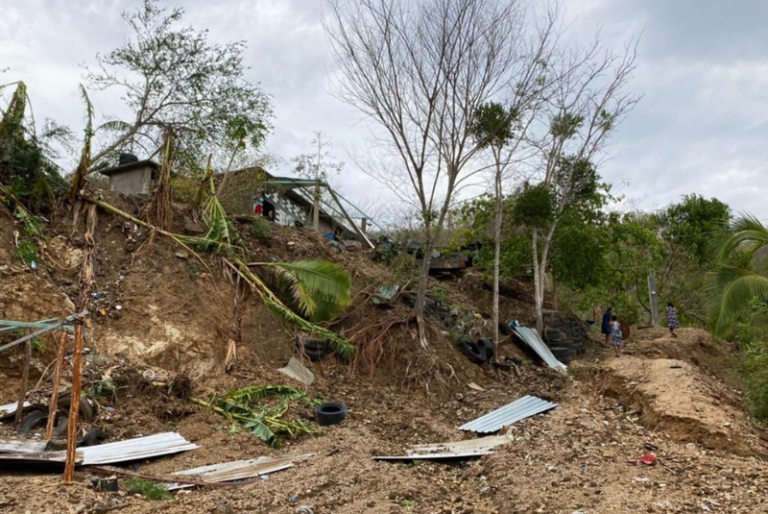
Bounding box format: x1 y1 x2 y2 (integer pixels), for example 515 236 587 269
125 477 173 501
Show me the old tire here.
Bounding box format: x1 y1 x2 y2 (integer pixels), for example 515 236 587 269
544 329 566 342
550 346 573 365
314 402 348 426
476 338 494 362
459 338 486 365
57 396 96 421
295 336 331 362
17 410 48 436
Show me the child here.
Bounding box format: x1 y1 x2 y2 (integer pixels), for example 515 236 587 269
611 315 623 357
667 302 679 338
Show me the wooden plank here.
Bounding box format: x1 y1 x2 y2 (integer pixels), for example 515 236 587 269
327 189 374 249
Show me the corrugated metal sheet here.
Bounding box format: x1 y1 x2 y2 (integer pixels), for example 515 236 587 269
0 439 48 454
374 435 513 461
277 357 315 385
167 452 314 490
0 433 197 466
0 449 75 464
458 395 557 434
513 326 567 370
0 401 31 418
79 432 199 465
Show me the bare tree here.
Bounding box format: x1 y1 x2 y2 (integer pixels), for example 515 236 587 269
325 0 557 348
293 132 344 232
523 41 641 335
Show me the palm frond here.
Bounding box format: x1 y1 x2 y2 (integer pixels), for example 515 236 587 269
96 119 134 133
706 265 768 336
258 260 352 321
231 259 354 357
714 214 768 262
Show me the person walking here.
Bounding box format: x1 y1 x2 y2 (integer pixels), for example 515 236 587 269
667 302 679 338
601 307 613 347
611 315 623 357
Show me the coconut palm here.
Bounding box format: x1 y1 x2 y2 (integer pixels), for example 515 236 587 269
707 214 768 335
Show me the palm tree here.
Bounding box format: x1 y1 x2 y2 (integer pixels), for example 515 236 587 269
707 214 768 336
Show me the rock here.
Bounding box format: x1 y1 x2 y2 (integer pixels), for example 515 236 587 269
93 503 109 514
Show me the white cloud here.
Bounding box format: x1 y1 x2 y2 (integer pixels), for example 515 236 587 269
1 0 767 221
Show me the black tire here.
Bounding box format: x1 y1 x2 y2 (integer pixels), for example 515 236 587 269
57 396 96 421
295 336 331 361
314 402 348 426
550 346 572 365
544 329 566 342
17 410 48 436
477 338 494 361
52 416 68 437
459 339 486 365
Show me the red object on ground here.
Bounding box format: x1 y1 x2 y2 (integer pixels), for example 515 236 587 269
640 454 657 466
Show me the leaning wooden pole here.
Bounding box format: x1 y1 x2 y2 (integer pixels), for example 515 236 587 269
14 339 32 427
63 323 84 483
45 332 68 440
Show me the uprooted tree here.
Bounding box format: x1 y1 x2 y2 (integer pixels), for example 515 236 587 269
86 0 272 175
324 0 558 348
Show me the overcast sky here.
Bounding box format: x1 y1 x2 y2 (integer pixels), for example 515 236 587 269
1 0 766 220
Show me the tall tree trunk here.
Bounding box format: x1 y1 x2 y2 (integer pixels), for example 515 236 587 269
533 224 557 336
415 247 434 350
492 167 503 359
532 228 544 335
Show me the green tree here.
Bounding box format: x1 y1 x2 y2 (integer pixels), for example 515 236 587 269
469 102 517 356
87 0 272 175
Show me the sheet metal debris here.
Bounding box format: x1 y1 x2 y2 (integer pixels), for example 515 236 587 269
458 395 557 434
0 439 48 454
0 401 31 419
0 311 89 354
166 452 314 490
79 432 198 465
0 432 198 466
374 434 513 461
277 357 315 385
512 326 567 370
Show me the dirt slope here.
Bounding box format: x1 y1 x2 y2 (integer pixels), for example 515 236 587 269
1 199 767 514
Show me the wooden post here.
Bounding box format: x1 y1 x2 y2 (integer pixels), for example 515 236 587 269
312 181 321 233
361 218 368 235
648 271 660 327
45 332 68 440
63 324 84 483
14 339 31 427
327 189 375 249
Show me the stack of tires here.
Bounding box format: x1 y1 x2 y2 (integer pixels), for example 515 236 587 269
544 316 590 364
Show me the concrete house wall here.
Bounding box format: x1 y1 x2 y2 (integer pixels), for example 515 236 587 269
108 166 155 195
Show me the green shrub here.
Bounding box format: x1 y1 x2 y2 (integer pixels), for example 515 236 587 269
741 341 768 421
125 478 173 501
250 217 271 240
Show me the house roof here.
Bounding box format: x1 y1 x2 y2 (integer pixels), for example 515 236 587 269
226 167 356 238
99 160 160 177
